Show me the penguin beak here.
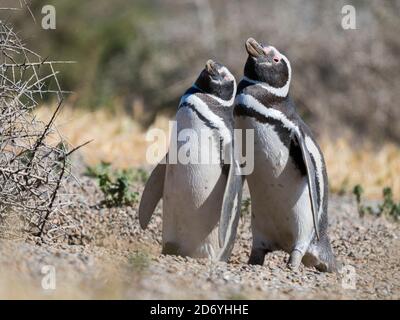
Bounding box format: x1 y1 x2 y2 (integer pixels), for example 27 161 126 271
205 59 218 76
245 38 265 57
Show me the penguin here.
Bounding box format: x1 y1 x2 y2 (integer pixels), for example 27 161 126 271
231 38 338 272
138 60 242 261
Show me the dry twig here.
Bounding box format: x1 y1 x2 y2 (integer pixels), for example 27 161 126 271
0 10 77 239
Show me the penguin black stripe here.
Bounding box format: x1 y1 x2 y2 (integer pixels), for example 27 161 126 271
234 102 291 140
236 91 326 213
197 94 235 129
237 79 287 105
178 100 231 167
178 92 232 142
179 101 218 131
235 102 307 176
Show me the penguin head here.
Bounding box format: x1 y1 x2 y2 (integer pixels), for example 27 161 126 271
244 38 291 96
194 59 236 102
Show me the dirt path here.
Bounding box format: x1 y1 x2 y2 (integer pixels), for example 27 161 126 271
0 176 398 299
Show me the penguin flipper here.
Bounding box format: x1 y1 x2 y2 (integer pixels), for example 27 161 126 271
217 158 243 261
292 130 320 240
138 162 166 230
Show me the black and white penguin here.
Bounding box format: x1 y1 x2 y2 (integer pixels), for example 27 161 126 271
139 60 242 261
233 38 338 272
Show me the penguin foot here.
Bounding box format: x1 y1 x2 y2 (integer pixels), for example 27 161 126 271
248 248 266 265
303 239 339 273
162 242 181 256
287 250 303 270
313 259 341 273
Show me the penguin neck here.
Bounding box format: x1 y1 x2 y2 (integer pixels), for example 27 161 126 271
242 76 290 99
239 78 290 106
192 84 236 107
179 91 233 144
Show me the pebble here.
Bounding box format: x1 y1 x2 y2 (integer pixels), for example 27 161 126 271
0 178 398 299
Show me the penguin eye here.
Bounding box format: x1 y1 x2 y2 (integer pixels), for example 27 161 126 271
273 57 279 63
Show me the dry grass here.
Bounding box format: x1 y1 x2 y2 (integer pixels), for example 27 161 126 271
323 138 400 199
36 105 400 200
36 105 170 167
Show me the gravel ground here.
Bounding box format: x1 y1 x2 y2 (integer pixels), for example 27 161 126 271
0 172 399 299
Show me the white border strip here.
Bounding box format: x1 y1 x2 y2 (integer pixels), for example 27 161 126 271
236 93 299 134
304 136 324 217
180 93 232 143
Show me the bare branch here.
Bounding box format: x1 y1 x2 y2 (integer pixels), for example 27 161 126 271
0 17 79 241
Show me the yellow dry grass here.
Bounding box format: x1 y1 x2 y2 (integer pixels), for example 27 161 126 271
36 106 399 200
323 137 400 199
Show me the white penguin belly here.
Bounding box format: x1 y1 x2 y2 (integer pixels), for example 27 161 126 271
238 117 314 253
162 107 227 259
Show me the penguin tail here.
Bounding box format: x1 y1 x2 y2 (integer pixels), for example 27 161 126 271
303 235 339 273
